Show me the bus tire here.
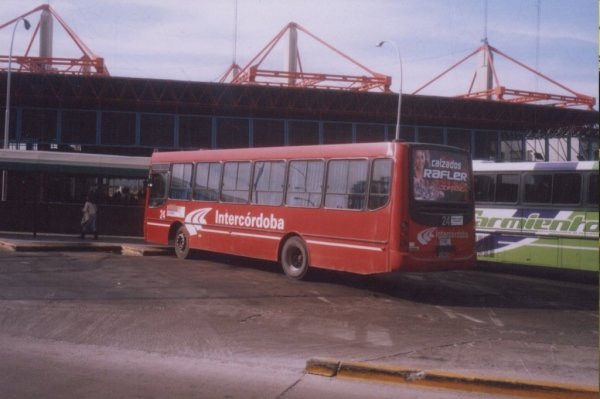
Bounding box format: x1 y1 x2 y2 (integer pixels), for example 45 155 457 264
281 236 309 280
174 225 191 260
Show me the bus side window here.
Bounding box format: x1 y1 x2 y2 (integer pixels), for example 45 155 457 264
194 162 221 201
169 163 193 200
496 174 519 203
524 173 552 204
148 172 169 207
221 162 251 203
325 159 368 210
368 158 392 210
552 173 581 204
587 174 598 204
286 160 324 208
252 161 285 206
474 174 495 202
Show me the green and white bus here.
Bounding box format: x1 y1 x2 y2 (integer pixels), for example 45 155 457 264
473 160 598 272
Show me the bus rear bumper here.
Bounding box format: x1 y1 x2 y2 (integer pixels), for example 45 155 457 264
390 251 476 272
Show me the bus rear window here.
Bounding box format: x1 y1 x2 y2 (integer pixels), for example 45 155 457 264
412 148 470 202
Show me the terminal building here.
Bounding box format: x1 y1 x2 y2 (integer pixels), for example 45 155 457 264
0 72 597 236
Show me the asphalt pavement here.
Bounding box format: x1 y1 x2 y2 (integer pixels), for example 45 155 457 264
0 230 598 398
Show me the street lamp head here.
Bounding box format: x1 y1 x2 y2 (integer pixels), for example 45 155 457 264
23 18 31 30
375 41 385 47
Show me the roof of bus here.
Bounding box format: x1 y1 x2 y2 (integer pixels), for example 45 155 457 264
473 160 598 172
150 142 473 164
150 142 401 164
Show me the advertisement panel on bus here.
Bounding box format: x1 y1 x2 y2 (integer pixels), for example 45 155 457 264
412 148 471 202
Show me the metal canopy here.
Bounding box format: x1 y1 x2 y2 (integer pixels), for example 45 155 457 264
0 149 148 176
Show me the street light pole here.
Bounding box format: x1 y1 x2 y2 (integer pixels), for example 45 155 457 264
376 40 403 141
2 17 30 201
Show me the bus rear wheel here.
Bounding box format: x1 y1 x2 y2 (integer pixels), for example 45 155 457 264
174 225 191 259
281 237 309 280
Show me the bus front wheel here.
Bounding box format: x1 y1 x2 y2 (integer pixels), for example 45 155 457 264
281 237 309 280
174 225 191 259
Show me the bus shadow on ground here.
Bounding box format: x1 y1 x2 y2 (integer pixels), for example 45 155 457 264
190 250 598 312
312 268 598 311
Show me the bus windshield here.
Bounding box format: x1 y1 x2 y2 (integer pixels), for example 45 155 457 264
412 147 471 202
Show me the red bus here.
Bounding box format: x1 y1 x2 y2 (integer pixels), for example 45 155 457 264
144 142 475 279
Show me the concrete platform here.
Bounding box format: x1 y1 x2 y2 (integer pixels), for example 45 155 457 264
0 232 172 256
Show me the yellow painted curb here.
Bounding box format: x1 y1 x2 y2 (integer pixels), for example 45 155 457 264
306 358 599 399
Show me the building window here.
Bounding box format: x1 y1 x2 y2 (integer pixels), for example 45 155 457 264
101 112 136 146
356 124 385 143
323 122 352 144
141 113 174 148
253 119 285 147
217 118 249 149
61 110 96 144
179 116 212 149
288 121 319 146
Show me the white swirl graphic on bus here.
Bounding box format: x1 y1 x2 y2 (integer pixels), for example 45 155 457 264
417 227 469 246
417 227 437 245
184 207 212 235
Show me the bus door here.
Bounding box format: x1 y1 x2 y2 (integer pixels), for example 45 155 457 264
144 164 170 244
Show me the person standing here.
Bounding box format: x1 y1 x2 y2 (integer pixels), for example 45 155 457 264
80 193 98 239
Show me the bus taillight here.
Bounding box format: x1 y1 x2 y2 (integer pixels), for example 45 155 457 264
399 220 409 250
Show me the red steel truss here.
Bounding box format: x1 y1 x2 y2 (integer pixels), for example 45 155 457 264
221 22 390 92
0 4 108 76
412 41 595 110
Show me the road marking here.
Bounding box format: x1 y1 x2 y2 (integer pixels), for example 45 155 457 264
436 306 457 319
488 310 504 327
437 306 486 324
317 296 333 305
455 313 485 324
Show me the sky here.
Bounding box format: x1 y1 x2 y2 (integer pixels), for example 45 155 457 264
0 0 598 107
